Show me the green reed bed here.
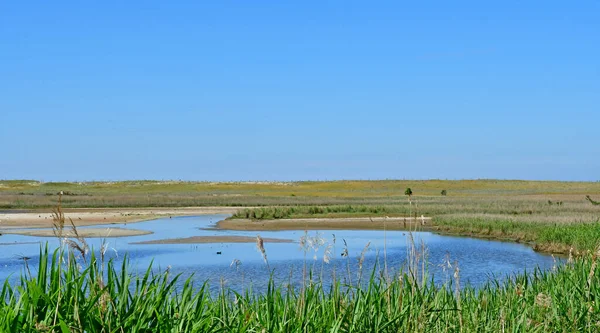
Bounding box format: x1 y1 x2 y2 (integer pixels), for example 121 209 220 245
2 245 600 332
231 205 403 220
433 216 600 254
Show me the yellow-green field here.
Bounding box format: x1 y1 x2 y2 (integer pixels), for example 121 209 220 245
2 179 600 209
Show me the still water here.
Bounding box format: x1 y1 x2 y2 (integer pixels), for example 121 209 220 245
0 215 556 292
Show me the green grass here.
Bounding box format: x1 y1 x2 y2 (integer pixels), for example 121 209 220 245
2 246 600 332
433 216 600 254
231 205 401 219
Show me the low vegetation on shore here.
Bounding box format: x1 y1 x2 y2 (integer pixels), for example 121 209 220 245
229 194 600 254
433 216 600 254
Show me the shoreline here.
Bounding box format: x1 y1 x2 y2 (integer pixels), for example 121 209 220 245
428 226 573 256
217 216 432 231
132 235 293 245
2 227 153 238
0 209 579 254
0 207 241 229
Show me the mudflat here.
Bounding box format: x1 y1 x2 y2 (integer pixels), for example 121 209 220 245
217 216 431 231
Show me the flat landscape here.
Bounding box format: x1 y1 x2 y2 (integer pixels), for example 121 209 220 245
2 179 599 253
2 179 600 331
2 179 599 209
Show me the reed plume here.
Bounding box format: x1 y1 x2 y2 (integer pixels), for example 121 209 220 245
256 235 270 270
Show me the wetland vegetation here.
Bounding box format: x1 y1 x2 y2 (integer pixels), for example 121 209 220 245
1 179 600 331
2 237 599 332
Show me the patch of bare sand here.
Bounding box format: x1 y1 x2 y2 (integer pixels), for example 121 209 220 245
3 227 152 238
0 207 242 229
132 236 293 244
217 216 432 231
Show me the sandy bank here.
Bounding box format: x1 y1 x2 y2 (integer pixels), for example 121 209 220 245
0 241 42 246
3 227 152 238
131 236 293 244
0 207 241 229
217 216 431 231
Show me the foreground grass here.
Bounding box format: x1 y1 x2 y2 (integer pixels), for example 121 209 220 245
2 247 600 332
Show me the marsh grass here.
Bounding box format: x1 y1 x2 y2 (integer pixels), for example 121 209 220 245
3 243 600 331
230 195 600 255
433 215 600 254
232 205 401 219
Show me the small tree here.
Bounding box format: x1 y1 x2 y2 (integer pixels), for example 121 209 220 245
405 188 413 202
441 189 447 196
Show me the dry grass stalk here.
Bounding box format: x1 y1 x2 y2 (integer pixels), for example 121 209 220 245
256 235 269 270
51 193 66 239
65 218 89 262
454 262 463 331
341 239 351 285
357 242 371 282
535 293 552 309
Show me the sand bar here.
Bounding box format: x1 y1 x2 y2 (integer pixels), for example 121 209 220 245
2 227 152 238
132 236 293 244
217 216 431 231
0 241 41 246
0 207 242 229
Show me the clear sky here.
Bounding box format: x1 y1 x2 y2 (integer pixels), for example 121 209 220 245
1 1 598 182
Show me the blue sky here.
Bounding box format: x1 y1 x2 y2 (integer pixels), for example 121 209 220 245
1 1 598 181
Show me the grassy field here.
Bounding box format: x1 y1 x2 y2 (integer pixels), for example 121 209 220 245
2 179 600 209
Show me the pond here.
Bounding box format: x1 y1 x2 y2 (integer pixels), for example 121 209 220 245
0 215 557 293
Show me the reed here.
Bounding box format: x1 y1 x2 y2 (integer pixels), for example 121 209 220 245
433 216 600 254
2 244 600 332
